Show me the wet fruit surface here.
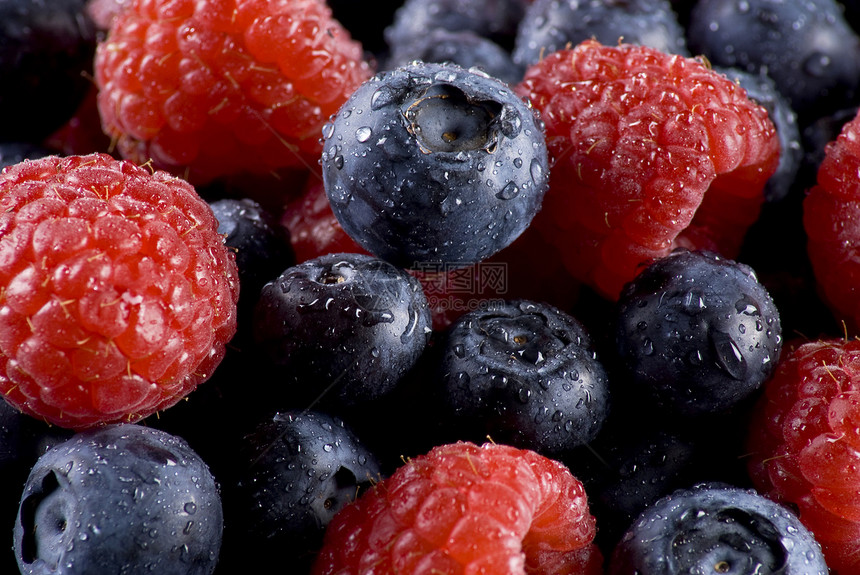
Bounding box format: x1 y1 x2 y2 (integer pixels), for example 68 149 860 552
322 60 549 267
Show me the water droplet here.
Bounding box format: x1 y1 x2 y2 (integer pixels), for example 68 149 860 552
513 157 523 169
517 387 531 404
710 329 748 380
453 344 466 358
530 158 545 186
496 182 520 200
355 126 372 142
333 155 344 170
371 86 397 110
322 122 335 139
642 337 655 356
803 52 832 78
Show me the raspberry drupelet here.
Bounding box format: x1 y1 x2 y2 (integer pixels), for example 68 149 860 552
515 39 780 300
0 153 239 429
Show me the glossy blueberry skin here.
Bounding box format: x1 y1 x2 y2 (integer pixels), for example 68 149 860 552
440 299 609 456
13 424 222 575
687 0 860 122
513 0 689 68
321 61 549 267
384 29 524 85
384 0 527 53
615 249 782 418
608 484 828 575
224 410 380 571
252 253 432 408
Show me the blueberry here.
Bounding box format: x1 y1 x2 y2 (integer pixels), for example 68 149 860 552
687 0 860 124
439 299 609 455
608 483 828 575
614 249 782 418
252 252 432 409
321 61 549 267
209 197 293 326
384 0 527 54
0 402 72 575
384 29 525 85
513 0 689 69
0 0 97 142
221 410 380 571
13 424 222 575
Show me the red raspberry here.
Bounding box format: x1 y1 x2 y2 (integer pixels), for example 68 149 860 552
0 153 239 429
515 40 779 300
94 0 372 190
804 109 860 332
281 177 367 264
746 338 860 574
312 441 603 575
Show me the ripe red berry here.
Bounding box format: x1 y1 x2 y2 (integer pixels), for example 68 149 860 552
804 108 860 332
280 177 367 265
515 39 779 300
746 338 860 574
0 153 239 429
94 0 372 190
312 441 603 575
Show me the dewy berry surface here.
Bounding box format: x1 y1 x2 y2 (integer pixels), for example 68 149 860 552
94 0 372 187
746 338 860 574
0 153 239 429
312 441 603 575
515 39 780 300
804 109 860 333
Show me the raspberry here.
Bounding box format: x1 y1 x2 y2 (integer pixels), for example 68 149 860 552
746 338 860 574
0 153 239 429
280 177 367 264
312 441 603 575
515 40 780 300
94 0 372 188
804 109 860 332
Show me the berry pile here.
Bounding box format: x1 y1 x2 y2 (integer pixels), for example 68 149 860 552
6 0 860 574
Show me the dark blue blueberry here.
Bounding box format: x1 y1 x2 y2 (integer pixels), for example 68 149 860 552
513 0 689 68
252 252 432 409
614 249 782 418
439 299 609 456
0 402 72 575
608 483 828 575
687 0 860 123
384 0 527 54
13 424 222 575
0 0 97 143
322 61 549 267
221 410 380 571
385 29 525 85
715 66 802 203
209 198 293 327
